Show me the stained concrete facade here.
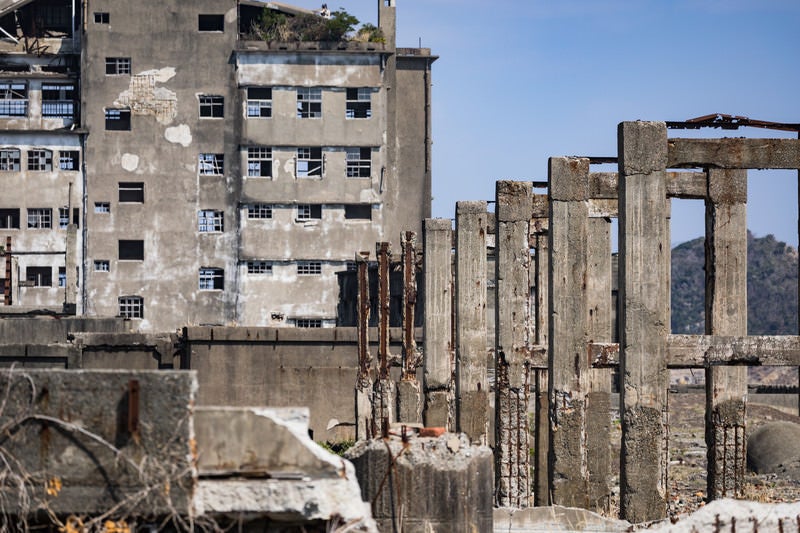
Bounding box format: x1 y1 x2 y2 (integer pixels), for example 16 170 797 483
1 0 434 331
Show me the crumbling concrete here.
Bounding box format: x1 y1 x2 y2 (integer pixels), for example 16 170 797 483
747 421 800 476
494 505 631 532
346 432 493 532
644 499 800 532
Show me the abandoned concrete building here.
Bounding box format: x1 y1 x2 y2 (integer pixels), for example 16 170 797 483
0 0 434 331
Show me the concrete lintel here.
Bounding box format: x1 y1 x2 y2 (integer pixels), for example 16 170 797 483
668 137 800 169
588 171 708 200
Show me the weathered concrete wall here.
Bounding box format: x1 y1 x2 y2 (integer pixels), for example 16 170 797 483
0 369 196 518
347 433 493 533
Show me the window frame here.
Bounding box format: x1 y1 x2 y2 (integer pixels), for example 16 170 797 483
105 108 131 130
58 207 69 229
42 84 76 119
346 147 372 178
59 150 79 171
199 95 224 118
27 208 52 229
27 149 53 171
246 203 273 219
25 266 52 287
296 204 322 221
246 146 272 177
295 318 322 328
93 12 109 23
199 267 224 290
0 208 20 229
118 182 144 203
0 148 20 171
198 153 224 176
118 296 143 318
346 87 372 119
94 202 110 213
296 87 322 119
105 57 131 75
246 260 273 275
297 261 322 276
198 209 224 232
94 260 110 272
246 87 272 118
296 147 323 178
0 82 28 117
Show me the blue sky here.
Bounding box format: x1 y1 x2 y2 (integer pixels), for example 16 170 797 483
292 0 800 246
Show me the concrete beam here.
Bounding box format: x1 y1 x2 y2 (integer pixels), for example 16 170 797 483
455 201 489 445
705 168 748 499
618 121 669 523
668 138 800 169
533 232 550 506
495 181 533 508
548 159 589 509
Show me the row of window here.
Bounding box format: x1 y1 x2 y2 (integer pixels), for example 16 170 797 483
95 12 225 32
245 203 372 221
0 148 79 172
22 266 67 288
0 82 76 119
0 207 79 229
198 147 372 178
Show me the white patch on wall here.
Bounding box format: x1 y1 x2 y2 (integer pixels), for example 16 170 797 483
165 124 192 147
116 68 178 125
283 158 294 175
120 153 139 172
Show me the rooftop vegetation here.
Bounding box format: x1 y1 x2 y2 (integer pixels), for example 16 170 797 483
249 7 385 43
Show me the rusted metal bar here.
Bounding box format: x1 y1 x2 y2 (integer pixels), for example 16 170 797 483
401 231 418 380
355 251 373 440
4 236 10 305
377 242 391 380
666 113 800 133
667 138 800 169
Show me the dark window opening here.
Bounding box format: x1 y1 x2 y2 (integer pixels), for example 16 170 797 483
119 240 144 261
0 82 28 117
58 207 69 228
0 149 20 171
345 204 372 220
27 149 52 171
346 147 371 178
297 204 322 220
94 12 109 24
199 153 224 175
246 87 272 118
105 108 131 130
198 14 224 32
297 261 322 275
42 84 76 119
27 208 51 228
346 88 372 119
118 182 144 203
247 146 272 177
58 266 66 288
119 296 143 318
105 57 131 75
0 208 20 229
296 88 321 118
199 95 223 118
295 318 322 328
59 150 79 170
297 147 323 177
26 266 51 287
199 267 224 290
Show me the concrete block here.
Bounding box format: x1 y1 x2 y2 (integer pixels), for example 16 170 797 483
0 369 196 517
496 181 533 221
424 389 453 429
397 378 423 424
548 157 589 201
347 433 493 532
618 121 668 176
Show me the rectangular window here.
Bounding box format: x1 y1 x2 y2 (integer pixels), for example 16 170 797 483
246 261 273 274
297 261 322 275
119 240 144 261
346 147 371 178
198 210 224 232
58 267 66 288
0 209 20 229
295 318 322 328
247 146 272 177
26 266 51 287
198 14 224 32
105 57 131 75
296 147 323 177
94 202 110 213
199 95 224 118
119 296 143 318
118 182 144 203
346 88 372 119
199 267 224 290
105 108 131 130
59 150 79 170
58 207 69 228
94 12 109 23
296 88 322 118
296 204 322 221
27 208 52 229
247 203 273 219
0 82 27 117
0 149 20 171
246 87 272 118
199 153 224 175
94 260 110 272
42 84 76 119
27 149 53 171
344 204 372 220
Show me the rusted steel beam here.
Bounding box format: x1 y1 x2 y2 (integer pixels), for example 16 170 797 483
668 138 800 169
401 231 419 380
588 336 800 368
667 114 800 133
377 242 391 380
356 251 372 382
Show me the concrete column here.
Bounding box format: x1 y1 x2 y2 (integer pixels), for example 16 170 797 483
455 201 489 445
495 181 532 508
65 224 78 310
618 121 669 523
586 217 613 513
398 231 423 424
373 242 395 437
533 232 550 506
423 219 455 429
355 252 374 440
705 168 748 499
547 159 589 508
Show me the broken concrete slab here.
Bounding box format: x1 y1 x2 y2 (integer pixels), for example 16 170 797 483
346 432 493 532
494 505 631 532
644 498 800 532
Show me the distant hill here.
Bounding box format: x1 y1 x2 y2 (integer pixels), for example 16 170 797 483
671 232 798 335
670 233 798 386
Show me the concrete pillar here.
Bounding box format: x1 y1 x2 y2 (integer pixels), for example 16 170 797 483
455 201 489 445
495 181 532 508
618 121 669 523
705 168 748 499
65 224 78 311
423 219 455 429
533 232 550 507
586 217 613 513
355 252 374 440
398 231 423 424
373 242 395 437
547 159 589 508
